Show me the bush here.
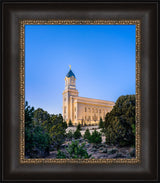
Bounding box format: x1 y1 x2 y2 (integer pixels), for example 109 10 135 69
66 130 73 140
67 140 91 159
57 140 92 159
73 129 82 139
88 130 102 144
57 150 66 159
83 128 91 140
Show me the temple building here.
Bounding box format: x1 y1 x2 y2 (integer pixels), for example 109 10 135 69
62 67 115 126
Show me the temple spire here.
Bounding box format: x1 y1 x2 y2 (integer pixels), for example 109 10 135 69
66 66 76 79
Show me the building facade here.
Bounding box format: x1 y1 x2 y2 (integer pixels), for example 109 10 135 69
62 68 115 126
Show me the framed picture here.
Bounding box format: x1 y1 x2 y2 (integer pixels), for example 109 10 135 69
2 1 158 182
22 19 139 163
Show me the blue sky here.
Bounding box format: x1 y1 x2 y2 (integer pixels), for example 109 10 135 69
25 24 136 114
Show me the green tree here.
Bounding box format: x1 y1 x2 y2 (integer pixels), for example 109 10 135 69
77 123 81 130
73 129 82 139
99 117 104 129
25 102 51 157
49 114 67 149
104 95 135 147
83 128 91 140
25 102 67 157
34 108 50 126
25 101 35 156
68 119 73 126
32 125 50 157
88 130 102 144
131 123 135 134
25 101 34 129
66 130 73 140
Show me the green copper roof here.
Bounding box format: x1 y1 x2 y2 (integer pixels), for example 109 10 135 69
66 69 76 78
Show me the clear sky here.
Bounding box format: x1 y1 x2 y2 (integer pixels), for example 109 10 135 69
25 24 136 114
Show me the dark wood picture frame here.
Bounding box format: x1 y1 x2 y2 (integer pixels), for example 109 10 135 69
1 1 159 182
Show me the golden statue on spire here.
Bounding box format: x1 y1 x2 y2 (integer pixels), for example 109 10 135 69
69 65 71 70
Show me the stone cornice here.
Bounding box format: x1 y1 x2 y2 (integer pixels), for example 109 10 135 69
62 89 79 95
71 96 115 106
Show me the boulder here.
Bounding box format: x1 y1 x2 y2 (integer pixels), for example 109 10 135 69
91 147 97 152
129 148 135 157
85 143 91 148
108 148 118 155
78 138 84 143
102 149 108 153
115 153 126 158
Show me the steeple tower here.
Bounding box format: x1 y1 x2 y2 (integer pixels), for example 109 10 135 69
62 66 79 123
65 65 76 90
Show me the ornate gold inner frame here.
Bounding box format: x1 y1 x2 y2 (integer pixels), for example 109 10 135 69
20 20 141 164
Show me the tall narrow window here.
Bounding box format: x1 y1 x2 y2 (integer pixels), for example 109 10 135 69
85 107 87 112
64 106 66 113
92 108 94 113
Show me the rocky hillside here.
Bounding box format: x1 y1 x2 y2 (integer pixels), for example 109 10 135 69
47 137 135 159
